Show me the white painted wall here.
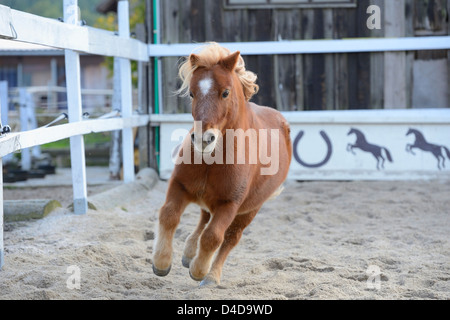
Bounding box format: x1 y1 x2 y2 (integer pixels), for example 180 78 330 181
157 109 450 181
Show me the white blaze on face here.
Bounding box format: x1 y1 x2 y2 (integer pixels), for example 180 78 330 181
198 77 213 97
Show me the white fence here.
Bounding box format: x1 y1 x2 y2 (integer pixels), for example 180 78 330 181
1 0 450 270
2 85 115 171
0 0 149 269
149 37 450 181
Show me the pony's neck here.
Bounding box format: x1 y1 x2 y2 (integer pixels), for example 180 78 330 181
230 101 251 130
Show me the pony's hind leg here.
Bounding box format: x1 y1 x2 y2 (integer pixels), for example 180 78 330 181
182 209 211 268
200 208 259 286
152 182 190 277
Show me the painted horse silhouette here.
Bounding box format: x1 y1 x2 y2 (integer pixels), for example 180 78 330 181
406 128 450 170
347 128 393 170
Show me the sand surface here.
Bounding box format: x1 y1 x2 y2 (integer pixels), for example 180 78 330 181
1 171 449 300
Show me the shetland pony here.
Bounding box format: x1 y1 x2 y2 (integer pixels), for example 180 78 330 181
152 43 292 285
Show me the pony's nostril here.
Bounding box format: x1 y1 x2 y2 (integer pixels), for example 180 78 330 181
205 133 216 145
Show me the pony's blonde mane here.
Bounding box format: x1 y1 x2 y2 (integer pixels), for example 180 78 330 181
176 42 259 101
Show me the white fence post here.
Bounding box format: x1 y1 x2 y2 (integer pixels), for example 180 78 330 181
0 81 11 164
64 0 88 215
26 91 41 161
18 88 31 171
109 58 122 179
0 86 4 270
118 0 135 183
0 82 7 129
19 88 41 170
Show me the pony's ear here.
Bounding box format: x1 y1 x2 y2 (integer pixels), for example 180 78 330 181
190 53 200 68
220 51 240 72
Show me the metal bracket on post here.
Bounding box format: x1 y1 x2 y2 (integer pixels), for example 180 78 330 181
0 123 10 136
42 113 68 128
64 0 88 215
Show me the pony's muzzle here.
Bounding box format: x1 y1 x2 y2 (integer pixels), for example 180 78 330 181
203 131 216 146
191 131 219 153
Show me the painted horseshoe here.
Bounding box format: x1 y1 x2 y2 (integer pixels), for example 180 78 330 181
293 130 333 168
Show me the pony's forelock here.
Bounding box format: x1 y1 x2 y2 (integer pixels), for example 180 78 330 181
176 42 259 101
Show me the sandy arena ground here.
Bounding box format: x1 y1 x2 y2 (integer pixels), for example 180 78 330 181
1 167 449 300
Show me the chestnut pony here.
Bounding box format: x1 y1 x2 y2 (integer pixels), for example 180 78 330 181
152 43 292 285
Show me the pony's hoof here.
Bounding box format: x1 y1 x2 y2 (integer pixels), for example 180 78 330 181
182 256 191 268
153 264 171 277
199 277 218 287
189 269 204 282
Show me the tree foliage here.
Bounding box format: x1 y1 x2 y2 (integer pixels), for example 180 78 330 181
95 0 146 87
3 0 104 26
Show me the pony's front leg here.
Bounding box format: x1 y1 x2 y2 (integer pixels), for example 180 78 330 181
189 203 238 282
182 209 211 268
153 182 190 277
201 208 260 286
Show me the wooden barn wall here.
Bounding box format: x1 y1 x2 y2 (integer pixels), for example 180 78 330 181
157 0 449 114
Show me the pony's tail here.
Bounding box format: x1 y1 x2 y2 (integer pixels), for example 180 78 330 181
442 146 450 159
383 148 393 162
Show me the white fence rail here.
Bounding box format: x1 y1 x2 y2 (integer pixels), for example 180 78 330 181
0 4 148 61
148 36 450 57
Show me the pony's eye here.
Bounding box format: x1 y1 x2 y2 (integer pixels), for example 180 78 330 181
222 90 230 99
189 92 194 99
